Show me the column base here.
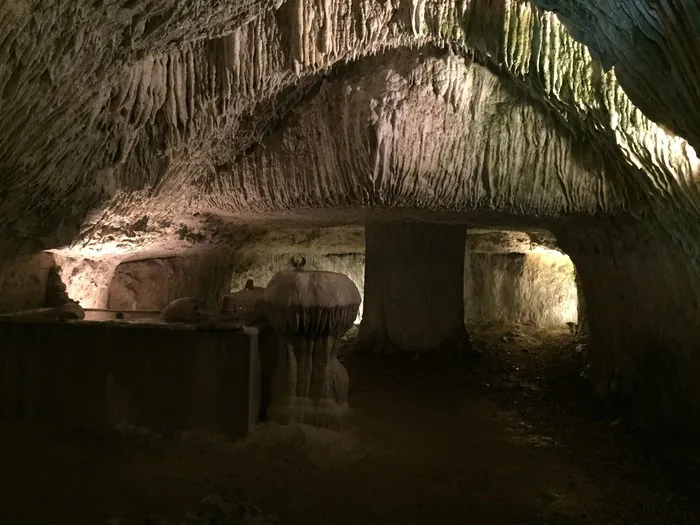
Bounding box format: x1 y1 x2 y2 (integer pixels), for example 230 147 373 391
435 328 482 359
357 327 481 359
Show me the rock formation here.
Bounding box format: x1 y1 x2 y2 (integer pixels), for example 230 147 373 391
263 269 361 428
465 230 577 328
1 0 700 434
160 297 205 323
359 223 469 354
44 266 77 308
221 279 266 324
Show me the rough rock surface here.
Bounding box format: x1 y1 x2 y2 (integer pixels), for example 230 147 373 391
0 253 57 313
466 230 577 327
2 0 700 432
108 250 237 311
105 226 576 329
1 1 697 254
465 252 576 328
360 223 469 353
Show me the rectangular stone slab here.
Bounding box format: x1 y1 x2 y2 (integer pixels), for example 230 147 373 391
0 319 260 440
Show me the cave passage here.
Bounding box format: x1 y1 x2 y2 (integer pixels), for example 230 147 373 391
6 0 700 519
2 220 700 524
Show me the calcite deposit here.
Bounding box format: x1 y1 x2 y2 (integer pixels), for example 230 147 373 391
263 269 361 428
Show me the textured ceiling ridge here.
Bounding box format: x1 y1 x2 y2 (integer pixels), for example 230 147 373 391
0 0 699 255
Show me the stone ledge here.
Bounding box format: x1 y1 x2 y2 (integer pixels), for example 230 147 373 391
0 320 261 440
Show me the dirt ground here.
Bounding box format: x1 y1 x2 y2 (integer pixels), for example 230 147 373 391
2 323 700 524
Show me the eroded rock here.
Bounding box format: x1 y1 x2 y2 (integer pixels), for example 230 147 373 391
264 269 361 428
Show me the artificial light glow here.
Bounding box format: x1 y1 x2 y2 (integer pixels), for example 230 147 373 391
527 246 579 324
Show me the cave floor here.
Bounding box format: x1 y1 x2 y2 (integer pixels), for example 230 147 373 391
1 325 700 525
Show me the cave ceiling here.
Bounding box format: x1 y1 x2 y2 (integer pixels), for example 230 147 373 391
1 0 699 258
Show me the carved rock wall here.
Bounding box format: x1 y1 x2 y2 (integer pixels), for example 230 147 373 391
465 230 577 327
104 227 575 330
465 251 577 327
0 253 58 313
107 251 237 311
359 223 468 352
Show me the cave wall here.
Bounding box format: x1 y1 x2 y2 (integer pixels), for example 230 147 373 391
554 218 700 433
52 254 120 309
0 253 57 313
0 0 691 259
228 248 576 328
103 227 575 329
107 251 236 311
465 251 577 327
0 252 122 312
107 251 365 319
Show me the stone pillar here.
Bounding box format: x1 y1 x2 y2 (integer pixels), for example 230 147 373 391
264 270 360 429
555 218 700 434
359 222 472 354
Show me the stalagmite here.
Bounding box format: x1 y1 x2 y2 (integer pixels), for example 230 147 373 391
263 268 361 428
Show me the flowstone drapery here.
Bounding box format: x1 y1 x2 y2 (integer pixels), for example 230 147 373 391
263 269 361 428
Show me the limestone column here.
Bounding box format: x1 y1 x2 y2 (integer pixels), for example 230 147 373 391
359 222 473 354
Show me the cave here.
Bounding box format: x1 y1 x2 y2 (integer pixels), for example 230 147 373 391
1 0 700 523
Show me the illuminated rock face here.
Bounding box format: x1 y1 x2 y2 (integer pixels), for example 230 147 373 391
465 231 578 328
263 269 361 428
1 0 700 435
